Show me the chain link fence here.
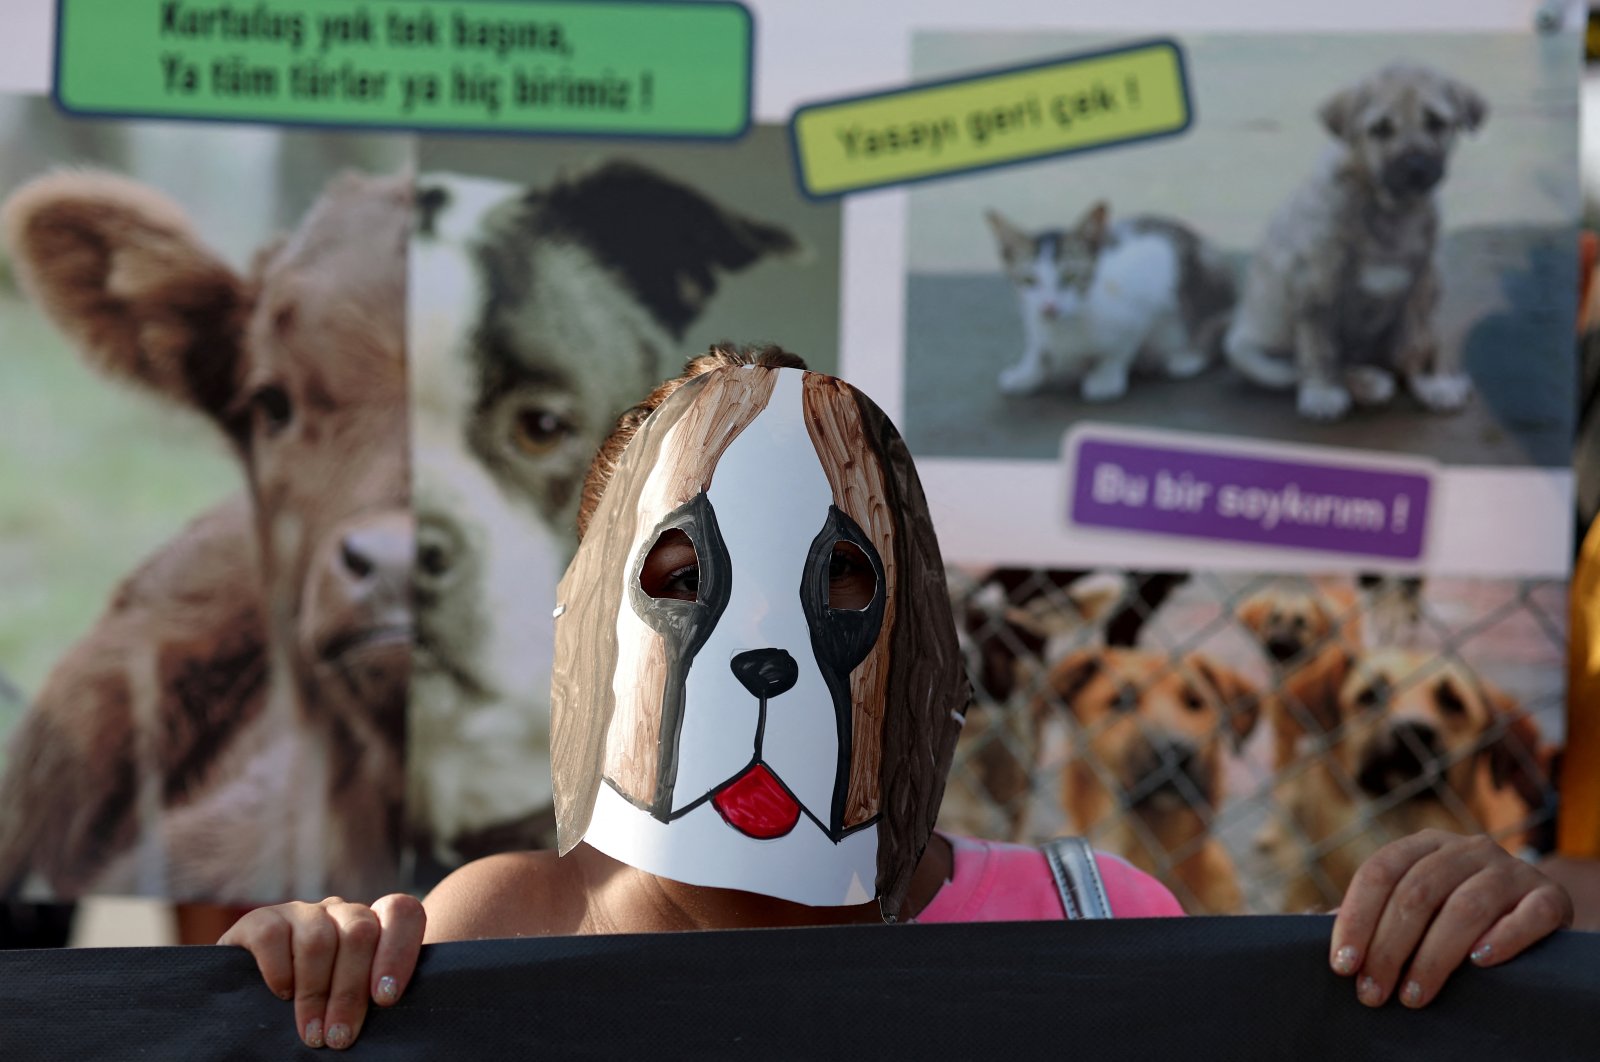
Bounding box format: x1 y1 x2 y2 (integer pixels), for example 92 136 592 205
941 567 1568 915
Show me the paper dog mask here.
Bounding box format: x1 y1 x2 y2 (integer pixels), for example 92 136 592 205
550 364 968 919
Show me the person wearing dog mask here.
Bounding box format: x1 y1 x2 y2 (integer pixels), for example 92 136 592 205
222 347 1572 1051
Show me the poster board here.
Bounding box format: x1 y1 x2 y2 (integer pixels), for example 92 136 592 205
0 0 1583 911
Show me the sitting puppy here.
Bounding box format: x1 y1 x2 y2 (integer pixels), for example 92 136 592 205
1025 648 1260 913
1225 63 1488 420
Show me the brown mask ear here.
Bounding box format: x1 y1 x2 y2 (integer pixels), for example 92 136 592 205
2 171 248 423
1188 654 1262 751
851 391 969 924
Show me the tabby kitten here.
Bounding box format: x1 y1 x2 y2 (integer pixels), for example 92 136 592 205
987 203 1237 400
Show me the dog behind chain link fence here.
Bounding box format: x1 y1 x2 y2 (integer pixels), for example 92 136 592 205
943 569 1564 915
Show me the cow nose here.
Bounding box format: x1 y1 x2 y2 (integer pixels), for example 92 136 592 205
414 515 465 592
730 649 798 700
339 517 412 588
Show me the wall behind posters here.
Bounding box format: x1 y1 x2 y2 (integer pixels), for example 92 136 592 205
0 0 1585 932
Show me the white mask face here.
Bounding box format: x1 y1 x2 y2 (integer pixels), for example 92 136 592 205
550 364 967 917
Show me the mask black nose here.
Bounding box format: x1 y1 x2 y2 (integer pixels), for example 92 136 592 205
731 649 798 700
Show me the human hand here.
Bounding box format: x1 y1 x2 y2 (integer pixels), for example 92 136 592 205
217 894 426 1049
1328 830 1572 1009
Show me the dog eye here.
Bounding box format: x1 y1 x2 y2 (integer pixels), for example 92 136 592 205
247 383 294 437
510 406 573 457
827 541 876 612
1355 685 1380 708
1180 686 1206 713
639 529 699 602
1423 109 1448 134
1368 117 1396 140
1434 680 1468 718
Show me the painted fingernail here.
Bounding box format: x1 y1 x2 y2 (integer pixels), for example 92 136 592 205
325 1023 352 1050
1358 975 1384 1006
376 975 399 1004
304 1018 324 1048
1332 946 1359 975
1471 943 1493 964
1400 980 1423 1007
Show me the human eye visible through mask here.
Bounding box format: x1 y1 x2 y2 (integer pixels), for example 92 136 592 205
639 528 700 602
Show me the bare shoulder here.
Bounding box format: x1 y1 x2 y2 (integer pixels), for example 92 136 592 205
421 849 585 942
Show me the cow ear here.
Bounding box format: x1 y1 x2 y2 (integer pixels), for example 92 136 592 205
2 171 248 421
537 161 800 339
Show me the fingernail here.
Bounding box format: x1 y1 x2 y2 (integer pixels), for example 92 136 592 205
1471 943 1493 964
1358 975 1384 1006
1400 980 1423 1007
325 1023 352 1050
304 1018 324 1048
376 975 399 1004
1332 945 1359 975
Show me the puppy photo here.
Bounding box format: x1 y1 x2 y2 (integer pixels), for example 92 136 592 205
1226 63 1488 421
1024 648 1260 913
405 130 840 878
903 33 1569 485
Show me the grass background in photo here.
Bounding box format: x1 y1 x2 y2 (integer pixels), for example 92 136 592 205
0 289 238 729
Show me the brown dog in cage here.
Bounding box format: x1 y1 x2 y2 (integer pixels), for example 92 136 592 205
1025 648 1260 914
1274 649 1550 913
1236 581 1363 772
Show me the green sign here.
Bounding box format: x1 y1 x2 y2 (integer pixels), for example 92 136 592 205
56 0 752 138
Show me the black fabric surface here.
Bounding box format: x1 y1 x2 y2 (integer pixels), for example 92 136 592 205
2 915 1596 1060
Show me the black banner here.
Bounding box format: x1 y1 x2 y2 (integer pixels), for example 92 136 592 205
2 916 1597 1060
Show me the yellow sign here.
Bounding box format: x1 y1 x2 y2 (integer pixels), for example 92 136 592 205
790 40 1190 198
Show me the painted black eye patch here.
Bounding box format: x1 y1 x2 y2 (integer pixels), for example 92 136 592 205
802 505 887 834
626 493 731 818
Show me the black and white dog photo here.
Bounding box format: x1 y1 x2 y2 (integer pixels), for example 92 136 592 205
405 156 816 876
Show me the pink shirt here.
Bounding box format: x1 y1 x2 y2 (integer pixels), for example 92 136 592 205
914 833 1186 922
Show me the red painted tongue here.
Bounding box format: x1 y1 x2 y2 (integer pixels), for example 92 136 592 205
711 764 801 839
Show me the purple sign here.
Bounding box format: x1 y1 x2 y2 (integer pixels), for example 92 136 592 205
1069 435 1431 560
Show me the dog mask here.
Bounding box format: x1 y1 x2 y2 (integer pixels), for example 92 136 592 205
550 366 968 919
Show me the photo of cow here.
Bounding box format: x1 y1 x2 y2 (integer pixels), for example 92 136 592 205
0 96 412 902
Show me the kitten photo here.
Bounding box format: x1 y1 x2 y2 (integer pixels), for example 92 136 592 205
986 203 1237 401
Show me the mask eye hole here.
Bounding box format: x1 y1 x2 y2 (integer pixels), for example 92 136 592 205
639 528 699 602
827 541 877 612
